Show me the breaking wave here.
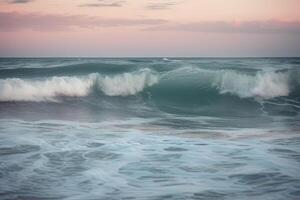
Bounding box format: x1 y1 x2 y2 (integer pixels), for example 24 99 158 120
0 69 158 102
213 70 291 99
0 67 298 102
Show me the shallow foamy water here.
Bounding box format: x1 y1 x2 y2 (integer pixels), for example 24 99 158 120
0 119 299 200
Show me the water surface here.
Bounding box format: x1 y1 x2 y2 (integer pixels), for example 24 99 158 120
0 58 299 200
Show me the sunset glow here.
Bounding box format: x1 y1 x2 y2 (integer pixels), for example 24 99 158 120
1 0 300 56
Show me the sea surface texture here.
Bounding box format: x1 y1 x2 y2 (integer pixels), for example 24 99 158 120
0 58 299 200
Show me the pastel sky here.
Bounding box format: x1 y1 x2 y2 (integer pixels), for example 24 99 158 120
0 0 300 57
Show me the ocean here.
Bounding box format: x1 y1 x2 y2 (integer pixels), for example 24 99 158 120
0 57 299 200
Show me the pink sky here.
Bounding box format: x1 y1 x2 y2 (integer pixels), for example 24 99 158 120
0 0 300 56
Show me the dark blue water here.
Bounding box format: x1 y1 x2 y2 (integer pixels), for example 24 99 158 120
0 58 300 199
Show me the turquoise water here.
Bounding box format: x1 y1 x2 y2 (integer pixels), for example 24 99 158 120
0 58 300 199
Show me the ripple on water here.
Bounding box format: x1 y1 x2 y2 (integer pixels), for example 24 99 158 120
84 150 122 160
268 148 300 162
86 142 105 148
0 145 40 156
164 147 188 152
192 191 229 200
229 172 298 190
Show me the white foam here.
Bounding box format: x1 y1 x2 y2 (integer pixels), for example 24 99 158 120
98 69 159 96
0 69 159 102
213 70 290 99
0 76 95 102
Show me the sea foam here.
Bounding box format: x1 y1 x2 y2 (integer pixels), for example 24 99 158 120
213 70 290 99
98 69 159 96
0 69 158 102
0 67 294 102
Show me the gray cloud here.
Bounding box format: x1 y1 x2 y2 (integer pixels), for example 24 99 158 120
147 20 300 34
7 0 33 3
0 12 167 31
146 2 178 10
79 1 126 7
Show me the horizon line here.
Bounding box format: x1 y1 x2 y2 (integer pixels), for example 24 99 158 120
1 56 300 59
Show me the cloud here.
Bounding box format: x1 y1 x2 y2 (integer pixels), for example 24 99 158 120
0 11 168 31
1 11 298 35
146 1 178 10
147 20 300 34
7 0 33 3
79 1 126 7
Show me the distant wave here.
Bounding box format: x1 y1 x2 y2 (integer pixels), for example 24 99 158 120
0 67 298 102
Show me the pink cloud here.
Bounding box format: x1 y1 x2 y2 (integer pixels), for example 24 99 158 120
1 11 299 34
147 20 300 34
0 11 168 31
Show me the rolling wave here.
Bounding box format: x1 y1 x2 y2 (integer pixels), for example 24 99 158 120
0 69 158 102
0 67 298 102
158 67 297 99
213 69 291 99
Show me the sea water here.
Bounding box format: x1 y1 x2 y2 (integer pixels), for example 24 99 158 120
0 58 299 199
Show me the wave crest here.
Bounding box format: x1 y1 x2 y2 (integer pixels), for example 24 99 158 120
0 69 159 102
214 70 290 99
0 67 296 102
98 69 158 96
159 67 293 100
0 76 94 102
